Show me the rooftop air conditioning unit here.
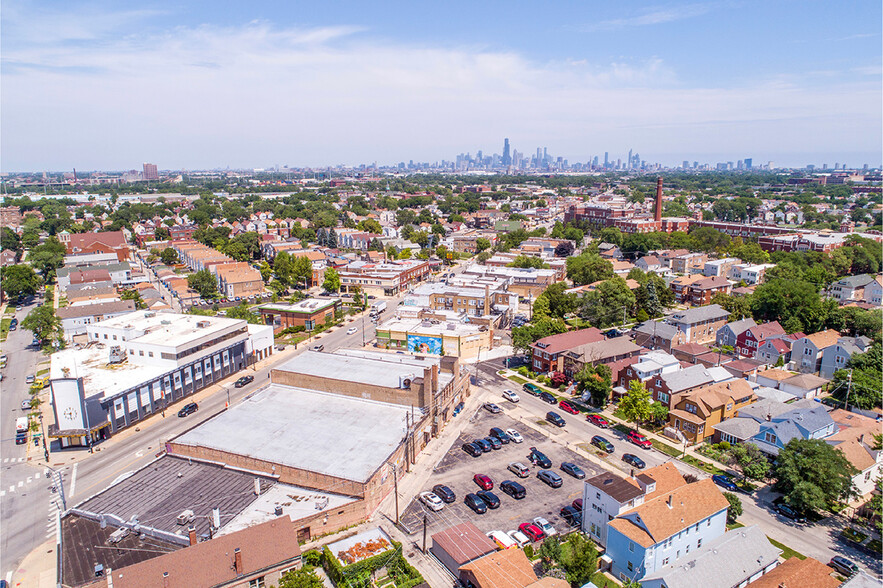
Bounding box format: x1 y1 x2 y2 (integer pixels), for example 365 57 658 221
399 374 415 389
196 321 210 328
176 510 195 526
107 528 129 544
144 311 156 318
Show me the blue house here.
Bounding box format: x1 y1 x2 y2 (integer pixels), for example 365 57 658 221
750 404 837 456
605 478 730 583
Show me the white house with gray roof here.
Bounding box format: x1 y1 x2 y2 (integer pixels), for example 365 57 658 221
819 336 873 379
712 398 816 444
829 274 875 302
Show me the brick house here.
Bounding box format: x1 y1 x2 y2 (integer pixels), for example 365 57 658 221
687 275 732 305
529 328 604 374
735 321 786 357
666 305 730 345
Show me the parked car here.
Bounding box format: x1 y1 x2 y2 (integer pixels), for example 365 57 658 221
539 391 557 404
560 462 586 479
507 529 530 547
587 414 610 428
545 411 566 427
712 474 738 492
627 430 652 449
537 470 563 488
432 484 456 503
622 453 646 469
25 375 35 384
346 327 358 335
533 517 557 537
829 556 859 577
15 432 27 445
571 499 583 511
528 447 552 468
21 400 31 411
234 375 254 388
774 503 807 523
558 400 579 415
487 530 517 550
419 492 444 511
502 389 520 403
560 506 581 526
499 480 526 499
484 436 502 450
464 493 487 514
518 522 545 542
473 438 492 453
452 402 465 416
311 344 324 352
522 383 542 396
462 442 482 457
591 435 614 453
489 427 510 444
483 402 502 414
476 490 501 509
505 429 524 443
508 462 530 478
177 402 198 417
473 474 494 491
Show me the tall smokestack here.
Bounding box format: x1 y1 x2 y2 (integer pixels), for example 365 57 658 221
655 177 663 222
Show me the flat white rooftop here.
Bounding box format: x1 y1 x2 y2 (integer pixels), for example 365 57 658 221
258 298 340 314
378 317 485 338
275 350 442 389
175 385 410 483
94 310 245 347
50 345 167 400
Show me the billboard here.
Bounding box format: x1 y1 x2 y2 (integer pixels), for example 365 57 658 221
407 334 443 355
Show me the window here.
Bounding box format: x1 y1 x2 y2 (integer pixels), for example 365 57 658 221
726 403 733 411
629 541 634 552
662 557 670 565
765 432 777 444
627 561 633 572
686 544 690 554
658 392 670 404
139 350 144 356
697 538 702 548
706 518 711 526
248 578 265 588
685 403 697 414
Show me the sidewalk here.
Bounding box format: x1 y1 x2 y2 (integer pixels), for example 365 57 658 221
8 539 57 588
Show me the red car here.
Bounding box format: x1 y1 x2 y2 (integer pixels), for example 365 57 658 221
473 474 494 491
519 522 545 542
587 414 610 428
627 430 652 449
572 498 583 512
558 400 579 415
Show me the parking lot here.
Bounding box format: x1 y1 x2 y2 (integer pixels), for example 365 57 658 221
399 409 603 540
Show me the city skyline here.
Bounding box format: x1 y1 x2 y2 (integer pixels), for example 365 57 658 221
1 0 881 171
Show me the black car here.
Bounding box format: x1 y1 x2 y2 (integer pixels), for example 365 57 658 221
560 505 581 526
622 453 646 469
591 435 614 453
433 484 456 503
15 432 27 445
234 375 254 388
476 490 501 509
484 436 502 450
560 462 586 479
775 503 807 523
539 391 557 404
528 447 552 468
462 442 482 457
546 411 566 427
499 480 526 499
474 438 493 453
537 470 563 488
464 493 488 514
489 427 510 444
177 402 198 417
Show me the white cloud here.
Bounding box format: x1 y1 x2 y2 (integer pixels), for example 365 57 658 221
578 3 717 32
1 12 880 170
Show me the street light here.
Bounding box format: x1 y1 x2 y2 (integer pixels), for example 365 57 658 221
39 414 49 462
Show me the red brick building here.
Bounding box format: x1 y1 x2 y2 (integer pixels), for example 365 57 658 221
529 328 604 374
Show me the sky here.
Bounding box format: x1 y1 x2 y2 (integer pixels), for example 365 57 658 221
2 0 881 171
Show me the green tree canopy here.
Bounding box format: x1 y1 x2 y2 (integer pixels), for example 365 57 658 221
22 304 60 345
773 438 858 513
187 269 219 299
566 253 613 285
619 380 653 431
1 265 40 299
507 255 549 269
724 492 743 524
160 247 179 266
322 267 341 293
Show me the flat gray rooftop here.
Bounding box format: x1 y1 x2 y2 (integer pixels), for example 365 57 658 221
175 384 410 483
277 350 438 389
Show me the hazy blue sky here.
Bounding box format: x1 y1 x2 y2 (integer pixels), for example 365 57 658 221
2 0 880 171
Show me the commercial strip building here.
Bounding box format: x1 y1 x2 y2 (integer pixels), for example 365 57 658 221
375 317 493 360
257 298 342 332
48 311 274 447
338 259 431 296
460 263 561 297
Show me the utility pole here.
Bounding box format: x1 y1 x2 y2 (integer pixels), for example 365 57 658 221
393 464 400 525
422 514 428 553
843 369 853 409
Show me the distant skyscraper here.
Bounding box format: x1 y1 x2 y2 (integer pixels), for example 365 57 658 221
627 149 633 169
683 160 689 169
744 158 752 170
142 163 158 180
604 152 609 167
502 138 511 166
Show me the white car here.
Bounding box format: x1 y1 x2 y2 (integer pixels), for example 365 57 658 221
502 389 520 403
507 529 530 547
419 491 444 512
346 327 358 335
533 517 557 537
505 428 524 443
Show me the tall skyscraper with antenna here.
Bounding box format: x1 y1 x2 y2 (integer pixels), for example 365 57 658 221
502 138 511 166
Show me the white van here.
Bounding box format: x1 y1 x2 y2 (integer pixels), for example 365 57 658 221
16 417 28 433
486 530 517 550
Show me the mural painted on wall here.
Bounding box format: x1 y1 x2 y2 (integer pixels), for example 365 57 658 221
407 334 443 355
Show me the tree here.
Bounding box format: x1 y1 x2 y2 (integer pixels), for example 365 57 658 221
475 238 491 253
724 492 743 524
277 566 325 588
292 255 313 289
120 288 146 310
773 438 858 513
619 380 653 431
532 295 551 320
322 268 341 293
751 279 828 334
358 218 382 234
711 292 752 321
28 237 66 280
1 226 22 253
579 276 636 327
538 535 561 569
1 265 40 299
649 402 669 425
830 343 882 409
154 226 170 241
187 269 219 299
507 255 548 269
728 443 770 481
225 302 261 324
575 364 612 406
559 531 598 587
22 304 60 345
160 247 179 266
566 253 613 285
554 241 575 257
274 251 294 285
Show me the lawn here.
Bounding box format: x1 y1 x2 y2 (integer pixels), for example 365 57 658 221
726 522 745 530
0 318 10 342
681 454 726 476
651 439 683 458
766 537 806 560
507 375 528 385
4 307 15 314
867 539 882 554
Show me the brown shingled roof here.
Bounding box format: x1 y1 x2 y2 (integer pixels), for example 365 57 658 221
530 328 604 355
432 523 497 566
745 556 839 588
459 548 537 588
803 329 841 350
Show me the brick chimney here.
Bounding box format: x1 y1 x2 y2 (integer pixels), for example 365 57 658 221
234 548 242 575
655 177 663 222
188 526 197 546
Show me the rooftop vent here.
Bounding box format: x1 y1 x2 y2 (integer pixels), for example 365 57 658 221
176 510 195 526
107 528 129 544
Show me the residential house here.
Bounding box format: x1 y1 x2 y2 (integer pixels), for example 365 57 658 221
561 338 642 379
830 274 875 302
863 275 882 305
655 249 690 268
790 329 841 374
606 478 730 583
745 557 840 588
458 548 569 588
59 230 130 261
529 328 605 374
56 301 137 340
716 317 757 348
750 404 837 456
778 373 829 399
713 398 817 445
827 410 882 497
669 275 705 303
819 336 873 378
647 364 733 408
687 275 732 305
633 321 687 353
618 351 681 389
640 526 781 588
667 379 755 443
666 305 730 345
214 263 263 299
735 321 786 358
756 337 795 366
670 252 707 274
703 258 740 278
0 249 18 267
430 523 497 576
732 263 775 285
721 358 765 380
635 255 662 273
670 343 713 364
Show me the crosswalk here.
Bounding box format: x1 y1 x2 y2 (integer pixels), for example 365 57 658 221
0 467 50 497
2 457 26 463
47 496 62 540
